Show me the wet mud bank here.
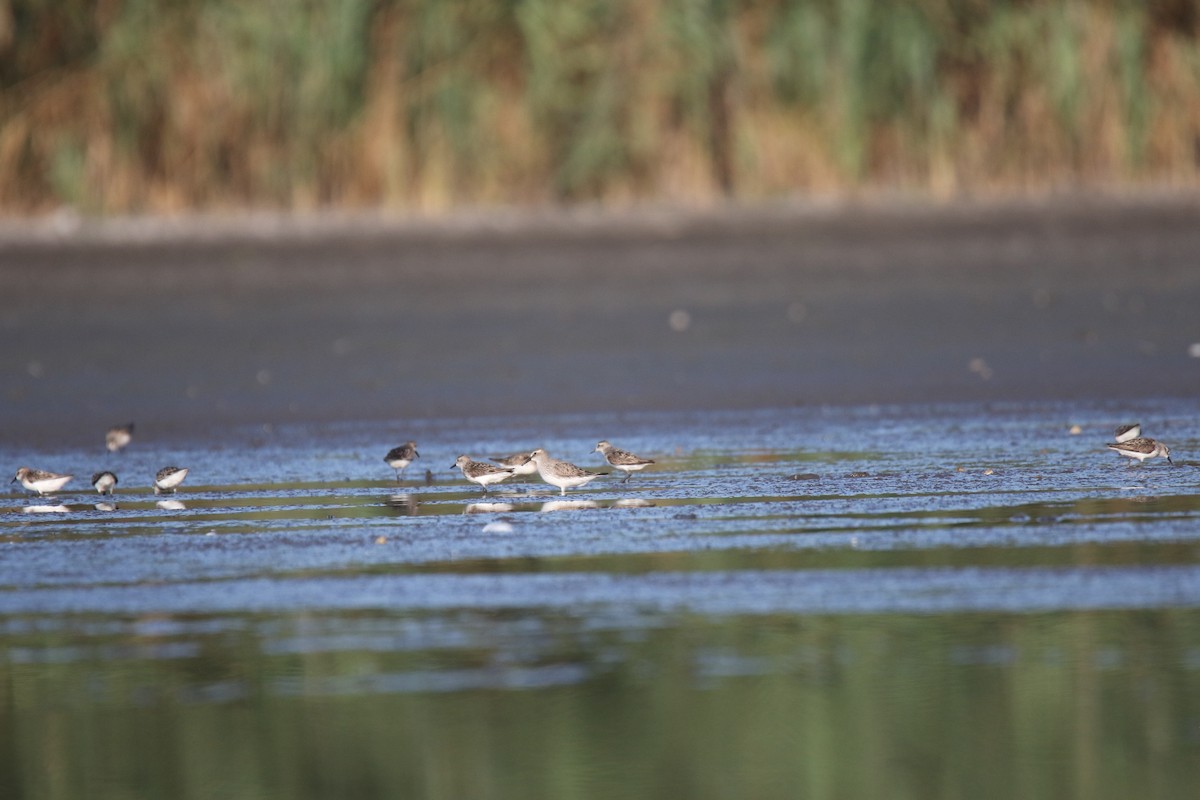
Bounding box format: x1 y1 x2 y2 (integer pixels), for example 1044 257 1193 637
3 194 1199 446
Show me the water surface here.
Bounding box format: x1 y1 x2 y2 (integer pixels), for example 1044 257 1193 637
3 401 1199 799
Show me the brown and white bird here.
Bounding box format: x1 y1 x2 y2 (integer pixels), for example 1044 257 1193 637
1114 423 1141 443
12 467 73 496
154 466 189 494
594 440 655 483
490 452 540 477
384 442 420 481
1106 437 1173 466
452 455 515 494
106 423 134 453
526 449 606 496
91 471 118 495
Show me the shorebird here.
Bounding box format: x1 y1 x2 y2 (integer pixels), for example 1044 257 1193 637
92 471 118 495
526 448 607 496
154 466 189 494
1106 437 1173 466
452 455 515 494
12 468 73 496
594 440 655 483
384 442 420 481
106 423 134 453
490 452 540 477
1114 423 1141 443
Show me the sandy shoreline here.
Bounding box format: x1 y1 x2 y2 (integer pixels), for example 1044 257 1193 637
2 187 1199 246
3 193 1199 446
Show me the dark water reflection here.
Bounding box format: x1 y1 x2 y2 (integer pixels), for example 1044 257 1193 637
4 610 1198 799
2 402 1200 798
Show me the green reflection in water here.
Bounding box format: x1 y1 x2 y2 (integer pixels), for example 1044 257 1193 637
9 487 1199 530
3 609 1198 800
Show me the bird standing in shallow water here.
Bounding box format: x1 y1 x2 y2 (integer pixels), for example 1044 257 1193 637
453 455 515 494
594 440 655 483
12 468 73 496
1107 437 1173 466
526 449 607 496
92 471 118 495
154 466 189 494
385 442 420 481
106 423 134 453
490 452 540 477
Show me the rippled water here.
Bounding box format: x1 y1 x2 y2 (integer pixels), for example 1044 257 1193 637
3 400 1200 799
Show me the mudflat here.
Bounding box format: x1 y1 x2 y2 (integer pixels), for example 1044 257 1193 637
3 194 1199 445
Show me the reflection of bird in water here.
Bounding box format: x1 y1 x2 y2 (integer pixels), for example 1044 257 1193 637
466 503 516 515
385 493 420 515
21 504 70 514
541 500 600 512
384 442 420 481
106 423 134 453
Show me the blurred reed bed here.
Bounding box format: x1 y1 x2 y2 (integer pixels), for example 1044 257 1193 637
1 0 1198 213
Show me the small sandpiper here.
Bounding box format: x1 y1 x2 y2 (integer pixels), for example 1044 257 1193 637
106 423 134 453
1114 423 1141 443
384 442 420 481
154 466 189 494
594 440 655 483
12 467 74 496
490 452 540 477
1107 437 1173 466
526 448 607 496
452 455 515 494
92 471 118 495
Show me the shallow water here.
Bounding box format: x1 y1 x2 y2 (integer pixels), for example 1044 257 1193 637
3 400 1200 799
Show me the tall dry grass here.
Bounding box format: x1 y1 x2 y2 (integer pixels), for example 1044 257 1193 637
1 0 1198 214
